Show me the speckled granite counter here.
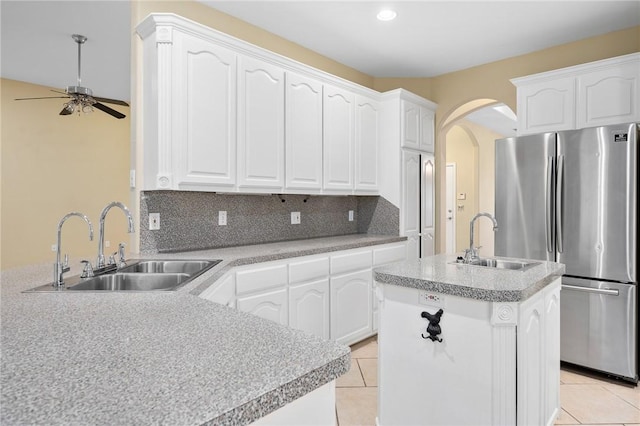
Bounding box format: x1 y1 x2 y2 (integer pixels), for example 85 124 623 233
374 254 565 302
1 234 404 425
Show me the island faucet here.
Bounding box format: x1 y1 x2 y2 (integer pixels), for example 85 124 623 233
464 212 498 263
96 201 135 269
53 212 94 287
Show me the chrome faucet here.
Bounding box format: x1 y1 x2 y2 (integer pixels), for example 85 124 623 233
464 212 498 263
96 201 134 269
53 212 94 286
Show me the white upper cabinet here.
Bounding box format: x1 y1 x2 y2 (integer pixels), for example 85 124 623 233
173 32 237 189
512 53 640 135
401 100 435 153
355 95 380 193
577 58 640 128
285 72 323 191
323 85 355 192
237 56 285 190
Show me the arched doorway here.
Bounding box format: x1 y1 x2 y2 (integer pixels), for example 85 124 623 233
439 99 516 256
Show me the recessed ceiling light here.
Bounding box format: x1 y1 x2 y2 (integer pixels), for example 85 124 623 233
377 9 397 21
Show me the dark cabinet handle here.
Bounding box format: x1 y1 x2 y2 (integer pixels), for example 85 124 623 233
421 308 444 342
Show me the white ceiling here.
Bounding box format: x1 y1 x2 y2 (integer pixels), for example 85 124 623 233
1 1 638 131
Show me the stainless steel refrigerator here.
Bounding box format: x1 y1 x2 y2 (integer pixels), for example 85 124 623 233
495 122 638 382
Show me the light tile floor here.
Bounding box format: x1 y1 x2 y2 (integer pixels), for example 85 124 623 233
336 336 640 426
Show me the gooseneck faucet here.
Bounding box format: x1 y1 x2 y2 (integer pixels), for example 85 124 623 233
464 212 498 263
96 201 135 268
54 212 94 286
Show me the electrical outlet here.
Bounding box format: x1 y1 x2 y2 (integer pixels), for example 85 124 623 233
291 212 301 225
129 169 136 188
149 213 160 230
218 211 227 226
51 244 57 252
105 241 111 248
348 210 354 222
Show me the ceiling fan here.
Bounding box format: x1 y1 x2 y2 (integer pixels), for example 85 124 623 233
14 34 129 119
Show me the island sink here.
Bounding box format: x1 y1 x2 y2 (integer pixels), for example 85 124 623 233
451 257 540 271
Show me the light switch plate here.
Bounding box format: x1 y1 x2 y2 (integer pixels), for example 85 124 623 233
149 213 160 230
291 212 301 225
218 211 227 226
348 210 354 221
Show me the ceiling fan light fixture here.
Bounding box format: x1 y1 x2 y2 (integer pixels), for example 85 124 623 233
377 9 397 21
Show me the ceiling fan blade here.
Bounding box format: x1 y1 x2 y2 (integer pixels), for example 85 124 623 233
93 96 129 107
93 102 126 119
15 96 70 101
59 106 73 116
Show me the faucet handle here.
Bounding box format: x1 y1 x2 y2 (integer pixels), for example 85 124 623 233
116 243 127 268
63 254 69 268
80 260 94 278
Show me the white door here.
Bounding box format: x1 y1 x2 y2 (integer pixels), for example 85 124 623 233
446 163 457 254
237 56 285 189
323 85 354 192
354 95 379 193
330 269 372 345
285 72 323 190
421 154 435 257
402 150 420 259
237 287 288 326
289 279 330 340
174 33 237 188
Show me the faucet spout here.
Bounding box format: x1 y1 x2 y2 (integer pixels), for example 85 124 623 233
465 212 498 263
54 212 94 286
97 201 135 268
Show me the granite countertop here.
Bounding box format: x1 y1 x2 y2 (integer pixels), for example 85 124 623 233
1 234 404 425
374 254 565 302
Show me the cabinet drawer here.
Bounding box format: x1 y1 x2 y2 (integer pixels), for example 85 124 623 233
373 243 406 266
236 263 287 295
289 256 330 284
331 250 372 275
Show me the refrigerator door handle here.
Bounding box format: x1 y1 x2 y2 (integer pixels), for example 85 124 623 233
556 155 564 253
546 156 555 253
562 283 619 296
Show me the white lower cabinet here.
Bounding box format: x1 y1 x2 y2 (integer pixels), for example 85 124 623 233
330 269 373 345
289 279 330 340
237 287 288 326
201 242 406 346
377 278 561 426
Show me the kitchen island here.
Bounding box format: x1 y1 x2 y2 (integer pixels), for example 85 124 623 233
374 254 565 426
1 234 403 425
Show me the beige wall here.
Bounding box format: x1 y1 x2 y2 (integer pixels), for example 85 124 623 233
446 120 501 257
0 78 132 270
445 125 478 253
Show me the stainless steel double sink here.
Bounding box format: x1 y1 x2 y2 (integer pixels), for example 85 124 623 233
450 258 540 272
25 260 221 293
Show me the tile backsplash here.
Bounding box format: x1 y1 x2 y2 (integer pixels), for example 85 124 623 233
140 191 399 253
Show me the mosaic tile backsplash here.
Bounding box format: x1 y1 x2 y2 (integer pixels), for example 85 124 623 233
140 191 399 253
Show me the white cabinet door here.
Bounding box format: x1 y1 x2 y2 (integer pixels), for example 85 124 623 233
174 33 237 189
577 60 640 128
516 77 576 135
199 273 235 308
402 150 421 260
402 100 420 150
285 72 323 190
355 95 379 193
237 56 285 190
289 279 330 340
544 280 561 424
330 269 372 345
323 85 354 192
237 287 288 326
420 107 435 153
421 154 435 257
